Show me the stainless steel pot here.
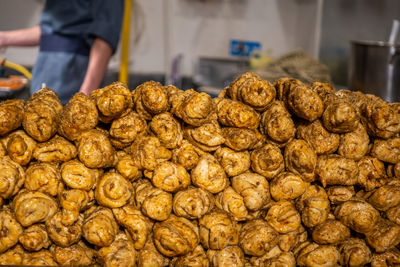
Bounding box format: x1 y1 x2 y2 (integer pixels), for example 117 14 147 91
349 40 400 102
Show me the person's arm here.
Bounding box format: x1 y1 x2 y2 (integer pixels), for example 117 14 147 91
0 26 41 47
79 37 113 95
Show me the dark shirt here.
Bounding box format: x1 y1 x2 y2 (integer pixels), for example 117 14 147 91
40 0 124 51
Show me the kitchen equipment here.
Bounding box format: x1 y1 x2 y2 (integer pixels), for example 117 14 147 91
349 20 400 102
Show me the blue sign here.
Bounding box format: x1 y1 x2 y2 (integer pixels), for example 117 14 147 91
230 40 261 57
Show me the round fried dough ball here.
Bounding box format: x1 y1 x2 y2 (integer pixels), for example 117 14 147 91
250 143 284 179
279 225 308 252
170 89 216 126
295 242 340 267
109 111 147 149
223 127 264 151
286 84 324 121
322 101 359 133
326 186 355 204
58 92 98 141
0 244 24 265
23 250 57 266
215 98 260 129
25 162 61 196
231 172 270 211
0 99 25 136
137 236 170 267
214 147 250 177
19 224 50 251
76 129 115 168
82 206 118 247
364 101 400 139
46 211 83 247
112 204 152 250
134 179 172 221
227 72 276 112
296 185 330 228
133 81 170 120
367 183 400 211
216 187 251 221
335 198 380 234
296 119 340 155
23 89 63 142
61 160 99 191
284 139 317 182
172 244 209 267
150 112 183 149
207 246 245 267
5 130 36 166
260 101 295 146
154 215 199 257
33 135 77 163
131 135 171 171
371 137 400 164
199 209 239 250
98 232 136 267
151 161 190 192
50 241 96 266
338 238 372 267
173 187 214 219
316 154 358 187
0 156 25 200
172 140 205 170
366 218 400 253
239 219 279 256
115 151 141 181
371 249 400 267
59 189 93 222
12 190 58 227
95 171 133 208
357 156 388 191
270 172 307 201
192 154 229 194
266 200 301 234
275 77 304 102
264 252 296 267
311 219 350 245
90 81 133 123
338 122 369 160
0 210 22 253
184 121 225 152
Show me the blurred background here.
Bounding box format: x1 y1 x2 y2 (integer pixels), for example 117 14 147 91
0 0 399 99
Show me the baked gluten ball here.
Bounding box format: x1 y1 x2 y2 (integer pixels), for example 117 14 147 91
50 241 95 266
58 92 98 141
18 224 50 251
223 127 264 151
131 135 171 171
76 129 115 168
215 97 260 129
97 232 136 267
326 186 355 204
60 159 99 191
338 238 372 267
296 185 330 228
207 246 245 267
90 81 133 123
4 130 36 166
371 137 400 164
322 100 360 133
33 135 77 163
153 214 199 257
184 120 225 152
270 172 307 201
311 219 350 245
199 209 239 250
171 244 209 267
45 211 83 247
25 162 61 196
364 101 400 139
112 204 152 250
316 154 359 187
284 139 317 182
227 72 276 112
150 112 183 149
365 218 400 253
0 156 25 200
337 122 370 160
109 110 147 149
357 156 388 191
216 186 252 221
0 99 25 136
0 210 22 253
95 171 133 208
23 88 63 142
294 241 340 267
150 161 190 193
286 84 324 122
266 200 301 234
172 140 205 170
214 147 251 177
250 143 284 179
115 151 141 181
137 235 170 267
173 187 214 219
133 81 170 120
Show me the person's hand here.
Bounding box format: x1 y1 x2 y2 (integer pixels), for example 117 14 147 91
0 31 7 48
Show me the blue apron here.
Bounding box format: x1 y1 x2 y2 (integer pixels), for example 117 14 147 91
30 33 91 105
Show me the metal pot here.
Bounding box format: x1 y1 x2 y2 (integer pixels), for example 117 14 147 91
349 40 400 102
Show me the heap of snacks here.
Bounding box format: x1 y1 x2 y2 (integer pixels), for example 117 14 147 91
1 72 400 266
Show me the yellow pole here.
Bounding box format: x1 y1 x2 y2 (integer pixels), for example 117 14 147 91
119 0 132 86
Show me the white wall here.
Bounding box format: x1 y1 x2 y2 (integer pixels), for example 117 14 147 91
0 0 322 76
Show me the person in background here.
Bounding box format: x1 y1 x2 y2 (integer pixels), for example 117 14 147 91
0 0 124 104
